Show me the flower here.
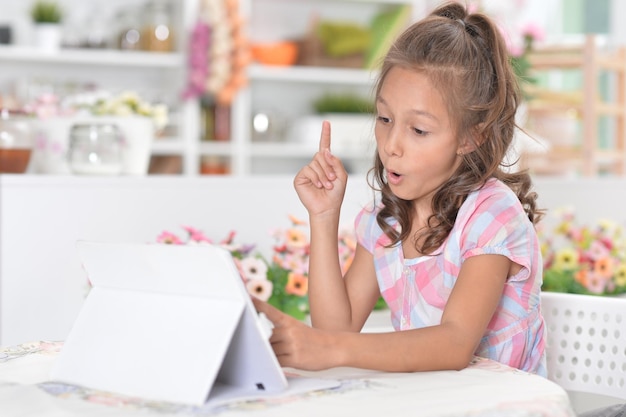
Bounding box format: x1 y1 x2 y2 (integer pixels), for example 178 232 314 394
245 279 273 302
156 231 183 245
539 208 626 296
84 90 169 132
156 217 386 320
23 90 169 132
502 21 545 98
238 257 268 282
285 272 308 297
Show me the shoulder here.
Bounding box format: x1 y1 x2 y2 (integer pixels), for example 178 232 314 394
470 178 518 205
354 200 391 253
461 178 525 222
455 178 533 248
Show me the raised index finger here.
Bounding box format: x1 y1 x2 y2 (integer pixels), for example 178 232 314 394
318 120 331 152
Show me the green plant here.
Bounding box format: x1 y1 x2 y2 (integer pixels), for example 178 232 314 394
508 23 544 99
31 1 62 24
313 93 374 114
316 21 371 58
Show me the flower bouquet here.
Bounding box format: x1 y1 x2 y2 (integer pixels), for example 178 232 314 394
157 216 387 321
538 207 626 296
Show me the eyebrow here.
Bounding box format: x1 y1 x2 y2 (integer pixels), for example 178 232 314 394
376 96 440 122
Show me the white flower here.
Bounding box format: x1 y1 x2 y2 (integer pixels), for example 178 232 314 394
246 279 273 302
112 103 133 117
118 91 141 106
239 257 268 281
151 103 169 130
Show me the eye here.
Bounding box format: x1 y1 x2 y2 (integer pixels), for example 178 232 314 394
413 127 428 136
376 115 391 124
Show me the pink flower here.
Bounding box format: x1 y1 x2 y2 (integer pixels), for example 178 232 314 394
588 240 610 261
521 22 545 42
220 230 237 245
182 225 212 244
575 269 609 294
274 252 308 275
156 231 183 244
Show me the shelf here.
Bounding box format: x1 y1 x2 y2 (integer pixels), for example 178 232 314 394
250 142 316 157
198 141 235 157
249 142 371 160
298 0 412 4
151 139 186 155
522 34 626 176
0 46 184 68
248 64 378 85
528 102 625 117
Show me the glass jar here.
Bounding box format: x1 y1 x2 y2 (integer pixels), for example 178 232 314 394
117 8 142 51
141 0 175 52
68 123 123 175
0 109 34 173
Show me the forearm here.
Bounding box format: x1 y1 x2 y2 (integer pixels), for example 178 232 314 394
332 324 476 372
307 212 353 330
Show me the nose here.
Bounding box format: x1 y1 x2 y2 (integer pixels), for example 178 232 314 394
379 125 402 157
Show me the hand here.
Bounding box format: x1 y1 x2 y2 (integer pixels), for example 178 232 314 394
293 121 348 218
252 297 340 371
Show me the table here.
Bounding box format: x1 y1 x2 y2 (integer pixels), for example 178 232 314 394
0 341 575 417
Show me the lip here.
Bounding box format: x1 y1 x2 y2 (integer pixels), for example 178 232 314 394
386 170 403 185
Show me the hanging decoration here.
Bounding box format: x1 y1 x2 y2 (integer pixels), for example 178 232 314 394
182 0 249 105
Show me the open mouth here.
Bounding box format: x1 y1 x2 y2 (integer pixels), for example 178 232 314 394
387 170 402 184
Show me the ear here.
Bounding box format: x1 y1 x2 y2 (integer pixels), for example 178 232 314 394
457 123 486 155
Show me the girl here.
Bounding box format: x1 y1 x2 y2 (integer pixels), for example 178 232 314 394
253 1 546 376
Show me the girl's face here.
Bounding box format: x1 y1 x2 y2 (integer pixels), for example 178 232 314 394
375 66 463 209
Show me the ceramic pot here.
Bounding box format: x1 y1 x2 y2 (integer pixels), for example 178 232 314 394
34 23 62 53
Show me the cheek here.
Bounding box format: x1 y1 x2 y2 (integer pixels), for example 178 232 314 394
374 125 385 149
374 122 383 140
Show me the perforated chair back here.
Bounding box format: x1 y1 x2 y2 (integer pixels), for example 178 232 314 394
540 292 626 400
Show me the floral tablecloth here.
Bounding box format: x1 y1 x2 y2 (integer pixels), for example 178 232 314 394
0 341 576 417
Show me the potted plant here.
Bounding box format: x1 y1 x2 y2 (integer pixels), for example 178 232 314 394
30 1 63 52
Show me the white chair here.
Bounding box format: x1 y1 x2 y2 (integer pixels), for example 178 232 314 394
540 292 626 413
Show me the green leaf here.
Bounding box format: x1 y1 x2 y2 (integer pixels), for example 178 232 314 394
542 269 590 295
373 296 387 311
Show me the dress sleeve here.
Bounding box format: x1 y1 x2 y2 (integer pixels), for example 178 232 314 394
354 202 381 254
459 183 536 282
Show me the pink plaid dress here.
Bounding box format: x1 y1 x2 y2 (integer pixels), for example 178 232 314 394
355 178 547 376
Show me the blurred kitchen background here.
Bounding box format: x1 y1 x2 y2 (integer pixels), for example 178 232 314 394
0 0 625 177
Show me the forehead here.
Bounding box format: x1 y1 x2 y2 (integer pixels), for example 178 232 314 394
378 66 450 119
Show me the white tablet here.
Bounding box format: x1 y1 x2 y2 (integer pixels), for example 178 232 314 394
50 241 290 405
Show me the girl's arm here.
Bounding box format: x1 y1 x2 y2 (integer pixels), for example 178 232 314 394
294 121 379 331
255 253 510 371
309 240 381 331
